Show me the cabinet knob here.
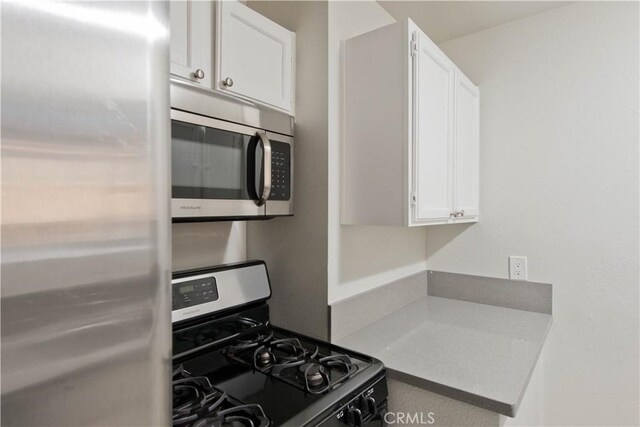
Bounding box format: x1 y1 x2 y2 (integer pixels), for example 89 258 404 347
194 69 205 80
222 77 234 87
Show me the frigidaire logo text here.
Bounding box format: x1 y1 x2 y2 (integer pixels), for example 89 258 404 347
180 205 201 210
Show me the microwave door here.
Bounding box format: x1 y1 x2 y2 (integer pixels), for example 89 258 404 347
171 118 264 219
200 127 263 218
202 130 245 200
172 121 204 199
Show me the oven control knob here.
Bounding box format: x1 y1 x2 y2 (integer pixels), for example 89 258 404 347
364 396 376 415
347 407 363 427
356 394 376 417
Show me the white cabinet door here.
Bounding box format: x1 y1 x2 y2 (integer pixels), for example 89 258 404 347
454 70 480 220
412 31 456 224
216 0 294 113
170 1 213 88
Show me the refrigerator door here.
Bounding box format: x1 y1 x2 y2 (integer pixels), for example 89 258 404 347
1 1 171 426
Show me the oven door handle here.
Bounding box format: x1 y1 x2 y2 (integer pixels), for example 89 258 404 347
255 131 272 206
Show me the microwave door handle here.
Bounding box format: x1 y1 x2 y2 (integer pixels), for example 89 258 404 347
256 131 272 206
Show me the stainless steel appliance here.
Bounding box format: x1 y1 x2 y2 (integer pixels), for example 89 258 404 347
1 1 171 425
170 81 294 221
172 261 388 426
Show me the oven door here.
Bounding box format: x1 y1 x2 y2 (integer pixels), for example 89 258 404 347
171 110 291 220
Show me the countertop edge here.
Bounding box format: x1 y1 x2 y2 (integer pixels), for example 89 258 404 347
386 368 516 417
509 315 553 415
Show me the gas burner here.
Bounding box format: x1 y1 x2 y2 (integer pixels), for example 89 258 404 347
190 405 269 427
172 365 270 427
270 338 316 364
319 354 354 374
225 330 360 395
273 338 312 356
254 346 275 368
271 352 356 395
259 338 319 373
227 334 321 374
173 366 226 425
300 363 329 392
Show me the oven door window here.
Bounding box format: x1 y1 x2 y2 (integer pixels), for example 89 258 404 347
172 121 259 200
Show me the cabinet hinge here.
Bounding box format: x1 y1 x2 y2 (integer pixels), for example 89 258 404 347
410 191 417 206
410 39 418 58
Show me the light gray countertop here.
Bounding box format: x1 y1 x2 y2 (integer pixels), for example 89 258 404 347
336 295 552 417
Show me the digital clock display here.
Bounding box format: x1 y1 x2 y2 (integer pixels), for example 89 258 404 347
172 276 219 311
179 284 194 294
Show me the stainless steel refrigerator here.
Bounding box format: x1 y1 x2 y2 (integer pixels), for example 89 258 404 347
1 1 171 425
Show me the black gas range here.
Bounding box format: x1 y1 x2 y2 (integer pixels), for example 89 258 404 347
172 261 388 427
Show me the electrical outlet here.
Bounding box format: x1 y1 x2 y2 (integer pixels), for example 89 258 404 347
509 256 528 280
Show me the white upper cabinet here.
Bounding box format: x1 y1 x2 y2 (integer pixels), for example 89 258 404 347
454 70 480 221
216 1 295 113
170 1 213 88
343 19 479 227
169 0 295 115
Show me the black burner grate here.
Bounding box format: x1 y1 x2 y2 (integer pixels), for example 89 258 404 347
172 365 270 427
225 332 358 395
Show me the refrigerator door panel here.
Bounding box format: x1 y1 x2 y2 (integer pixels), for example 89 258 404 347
1 1 171 425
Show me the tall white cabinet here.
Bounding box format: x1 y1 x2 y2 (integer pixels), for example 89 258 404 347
343 19 479 227
170 0 295 115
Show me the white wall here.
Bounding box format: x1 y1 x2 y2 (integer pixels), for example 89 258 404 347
172 223 246 272
243 0 430 337
247 0 330 339
430 3 639 425
327 1 428 304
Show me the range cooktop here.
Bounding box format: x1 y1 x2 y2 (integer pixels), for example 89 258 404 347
172 261 387 426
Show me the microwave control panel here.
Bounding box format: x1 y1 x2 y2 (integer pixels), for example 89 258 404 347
270 141 291 201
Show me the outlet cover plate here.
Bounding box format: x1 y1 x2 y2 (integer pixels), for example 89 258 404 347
509 256 528 280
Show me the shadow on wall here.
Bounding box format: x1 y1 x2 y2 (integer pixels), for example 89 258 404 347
424 223 475 260
338 224 468 284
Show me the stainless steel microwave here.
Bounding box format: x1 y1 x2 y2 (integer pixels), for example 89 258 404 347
171 109 293 221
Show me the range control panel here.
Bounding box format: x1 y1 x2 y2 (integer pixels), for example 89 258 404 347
172 276 219 310
326 376 388 426
269 141 291 201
